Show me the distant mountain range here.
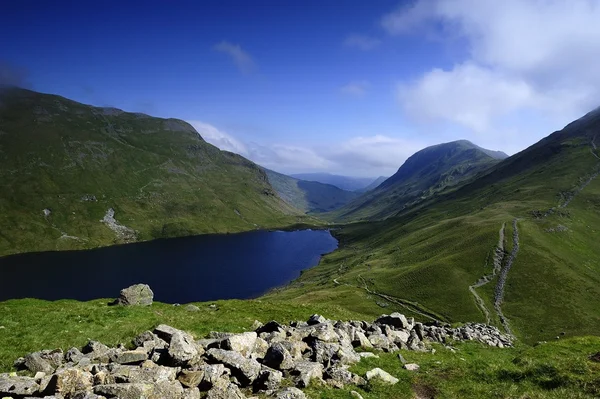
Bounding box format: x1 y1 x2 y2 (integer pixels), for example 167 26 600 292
263 169 359 213
289 173 383 192
329 140 507 221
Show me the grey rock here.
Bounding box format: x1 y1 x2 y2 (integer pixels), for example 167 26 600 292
291 360 323 388
66 348 84 364
403 363 420 371
256 321 284 334
222 332 257 358
94 383 154 399
206 348 261 386
205 378 246 399
184 304 200 312
365 368 398 385
150 380 184 399
168 332 198 365
376 313 410 330
253 366 282 392
182 387 201 399
352 331 373 349
177 370 204 388
307 314 327 325
49 368 94 398
325 366 366 387
82 341 111 363
113 350 148 365
276 387 307 399
115 284 153 306
24 352 55 374
154 325 193 343
263 342 294 371
0 374 40 396
350 391 364 399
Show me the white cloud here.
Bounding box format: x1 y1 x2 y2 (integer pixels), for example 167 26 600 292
213 41 256 74
327 135 424 173
188 121 249 155
187 120 424 176
382 0 600 146
340 81 370 97
344 34 381 50
399 63 536 132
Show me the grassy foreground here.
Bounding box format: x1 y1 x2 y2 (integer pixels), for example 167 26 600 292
1 299 599 398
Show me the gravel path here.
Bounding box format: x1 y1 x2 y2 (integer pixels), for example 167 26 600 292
494 219 519 335
469 223 506 324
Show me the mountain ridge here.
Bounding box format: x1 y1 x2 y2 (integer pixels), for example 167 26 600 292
0 87 306 256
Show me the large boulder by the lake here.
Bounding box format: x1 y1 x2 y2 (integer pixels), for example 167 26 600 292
115 283 154 306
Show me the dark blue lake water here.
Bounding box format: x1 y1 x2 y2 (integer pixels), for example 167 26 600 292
0 229 338 303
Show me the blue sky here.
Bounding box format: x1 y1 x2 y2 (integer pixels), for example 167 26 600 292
2 0 600 177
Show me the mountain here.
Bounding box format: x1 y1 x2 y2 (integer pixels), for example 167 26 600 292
356 175 388 193
269 110 600 344
264 169 359 213
0 87 305 256
330 140 504 221
289 173 380 192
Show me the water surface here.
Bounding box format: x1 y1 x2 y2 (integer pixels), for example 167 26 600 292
0 229 337 303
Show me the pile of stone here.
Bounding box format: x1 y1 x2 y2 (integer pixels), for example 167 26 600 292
0 313 512 399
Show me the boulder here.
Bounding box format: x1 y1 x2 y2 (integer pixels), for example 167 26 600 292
24 352 55 374
153 325 193 343
115 284 154 306
365 368 398 385
205 378 246 399
262 343 294 371
291 360 323 388
222 332 257 357
307 314 327 325
0 374 40 396
206 349 261 386
253 366 282 392
168 332 198 365
49 368 94 398
375 313 410 330
113 350 148 365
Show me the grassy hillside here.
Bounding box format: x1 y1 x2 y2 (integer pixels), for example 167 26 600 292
356 176 388 193
265 168 359 213
329 140 503 222
269 111 600 345
0 87 307 257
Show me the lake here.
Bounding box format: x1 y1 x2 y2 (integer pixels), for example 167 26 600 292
0 229 338 303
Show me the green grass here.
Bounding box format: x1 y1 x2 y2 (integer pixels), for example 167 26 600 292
1 299 599 398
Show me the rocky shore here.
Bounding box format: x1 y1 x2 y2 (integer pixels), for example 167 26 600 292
0 311 511 399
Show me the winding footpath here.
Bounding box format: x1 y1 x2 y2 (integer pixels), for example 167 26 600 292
469 223 506 324
494 219 520 335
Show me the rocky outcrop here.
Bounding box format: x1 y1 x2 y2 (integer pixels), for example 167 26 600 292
1 313 512 399
114 284 154 306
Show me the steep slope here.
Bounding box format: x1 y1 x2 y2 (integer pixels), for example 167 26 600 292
290 173 379 191
269 110 600 344
0 87 303 256
264 168 359 213
356 175 388 193
330 140 503 221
